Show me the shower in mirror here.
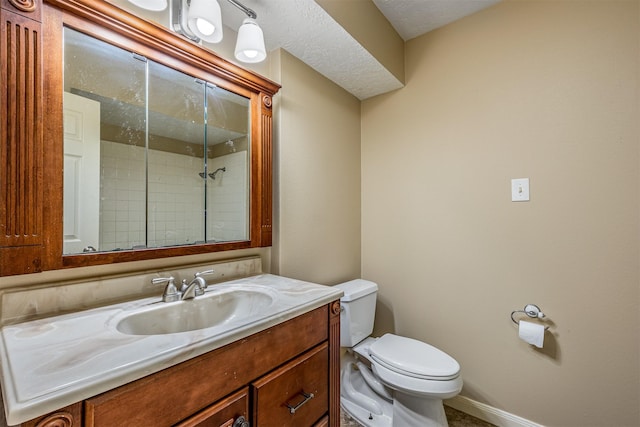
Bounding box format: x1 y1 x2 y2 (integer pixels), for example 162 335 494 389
209 167 226 179
198 167 226 180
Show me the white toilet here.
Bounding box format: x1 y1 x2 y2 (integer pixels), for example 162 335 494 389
336 279 463 427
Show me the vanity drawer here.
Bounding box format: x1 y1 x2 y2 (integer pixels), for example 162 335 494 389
174 387 248 427
252 343 328 427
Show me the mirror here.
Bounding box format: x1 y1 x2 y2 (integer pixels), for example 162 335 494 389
63 28 250 255
0 0 279 275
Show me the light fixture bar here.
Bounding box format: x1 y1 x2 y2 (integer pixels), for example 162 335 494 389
172 0 199 41
224 0 256 19
168 0 266 63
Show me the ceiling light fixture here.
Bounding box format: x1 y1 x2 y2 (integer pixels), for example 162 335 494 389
185 0 223 42
164 0 266 63
235 18 266 63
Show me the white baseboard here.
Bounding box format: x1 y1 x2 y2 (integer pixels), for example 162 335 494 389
445 395 544 427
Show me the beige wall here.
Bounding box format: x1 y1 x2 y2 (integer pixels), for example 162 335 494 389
361 1 639 426
271 50 362 285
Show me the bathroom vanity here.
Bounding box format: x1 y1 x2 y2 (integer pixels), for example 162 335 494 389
0 274 343 426
0 0 338 422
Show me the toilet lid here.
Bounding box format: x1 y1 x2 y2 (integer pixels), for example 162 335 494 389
369 334 460 381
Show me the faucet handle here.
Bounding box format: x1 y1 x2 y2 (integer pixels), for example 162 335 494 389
194 269 215 278
151 276 174 286
151 276 181 302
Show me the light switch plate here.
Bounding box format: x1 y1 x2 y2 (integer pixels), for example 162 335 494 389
511 178 530 202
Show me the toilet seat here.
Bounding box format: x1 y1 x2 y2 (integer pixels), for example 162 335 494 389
369 334 460 381
371 360 463 399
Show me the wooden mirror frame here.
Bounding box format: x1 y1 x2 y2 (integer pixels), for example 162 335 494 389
0 0 279 276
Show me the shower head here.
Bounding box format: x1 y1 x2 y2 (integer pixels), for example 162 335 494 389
208 167 226 180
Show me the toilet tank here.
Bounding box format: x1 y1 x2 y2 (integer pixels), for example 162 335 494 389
334 279 378 347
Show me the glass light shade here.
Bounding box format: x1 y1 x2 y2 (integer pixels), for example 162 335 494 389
187 0 223 43
235 19 266 63
127 0 167 11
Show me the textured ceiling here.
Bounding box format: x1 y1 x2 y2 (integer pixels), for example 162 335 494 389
219 0 501 100
372 0 501 41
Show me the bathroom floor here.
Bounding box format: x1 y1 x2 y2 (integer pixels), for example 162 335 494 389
340 406 496 427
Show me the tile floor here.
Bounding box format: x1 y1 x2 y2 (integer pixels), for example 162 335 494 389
340 406 496 427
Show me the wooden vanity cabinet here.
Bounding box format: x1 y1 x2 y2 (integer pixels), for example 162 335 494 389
14 301 341 427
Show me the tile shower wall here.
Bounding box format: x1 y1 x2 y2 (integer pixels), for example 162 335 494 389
207 151 248 242
100 141 146 251
100 141 247 250
147 145 205 248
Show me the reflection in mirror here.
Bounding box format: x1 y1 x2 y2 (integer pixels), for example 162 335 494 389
205 86 250 243
147 60 206 248
63 28 250 255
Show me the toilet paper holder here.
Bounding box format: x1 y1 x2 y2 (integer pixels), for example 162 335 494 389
510 304 549 330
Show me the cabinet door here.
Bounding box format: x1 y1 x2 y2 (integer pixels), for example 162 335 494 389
252 343 328 427
0 4 44 276
174 387 248 427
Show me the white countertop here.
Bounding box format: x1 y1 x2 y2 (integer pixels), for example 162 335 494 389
0 274 343 425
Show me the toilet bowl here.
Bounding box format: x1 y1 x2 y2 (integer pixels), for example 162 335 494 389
336 280 462 427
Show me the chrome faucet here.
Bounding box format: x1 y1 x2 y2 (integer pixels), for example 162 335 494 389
151 276 181 302
180 269 215 300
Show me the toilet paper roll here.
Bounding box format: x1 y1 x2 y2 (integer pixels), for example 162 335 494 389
518 320 545 348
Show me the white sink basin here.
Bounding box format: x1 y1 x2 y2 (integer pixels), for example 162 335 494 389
116 285 276 335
